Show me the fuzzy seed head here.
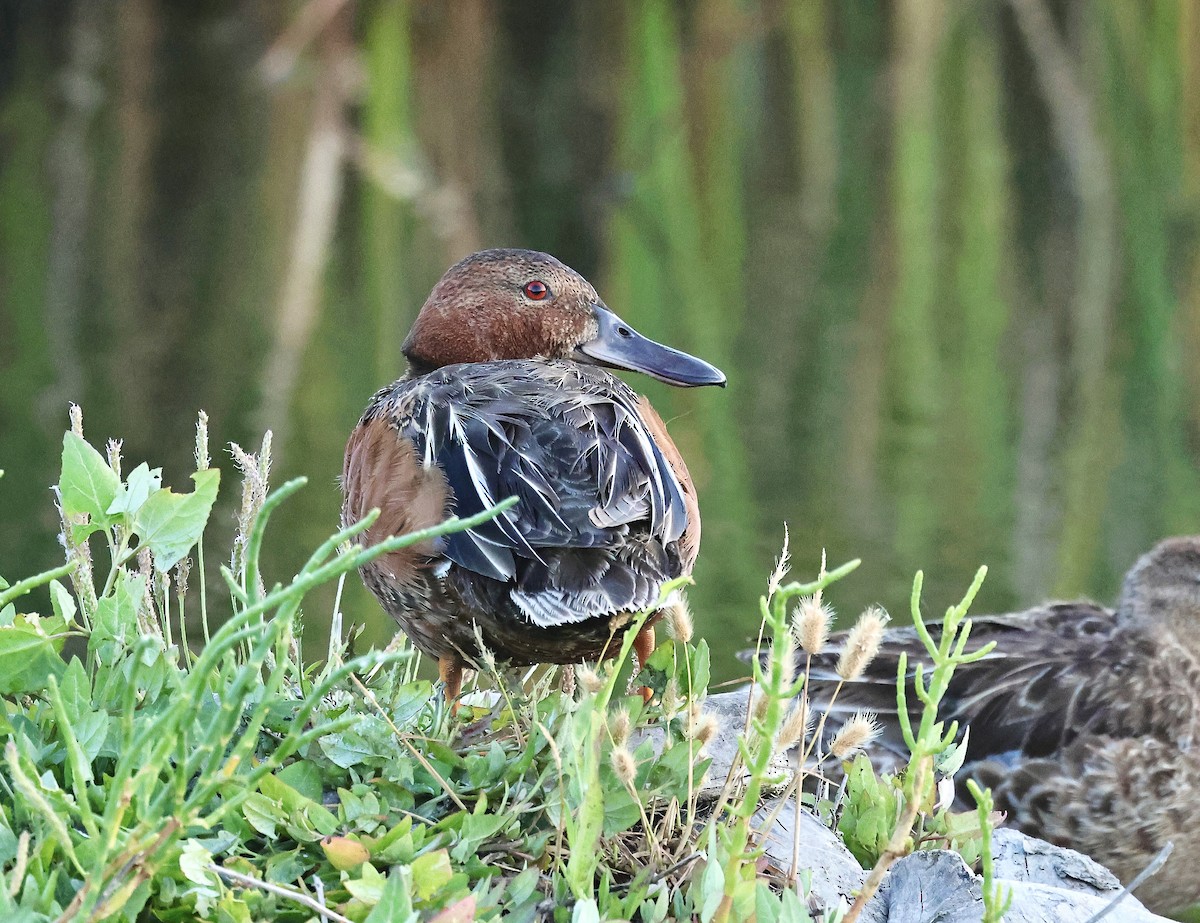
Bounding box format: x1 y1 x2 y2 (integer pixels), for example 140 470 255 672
751 686 768 720
792 596 833 655
579 666 604 695
692 712 719 747
609 708 632 747
663 596 694 644
611 745 637 786
776 697 813 751
829 711 880 760
661 678 680 714
836 606 889 681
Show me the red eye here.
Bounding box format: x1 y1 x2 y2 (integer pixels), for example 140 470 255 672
522 280 549 301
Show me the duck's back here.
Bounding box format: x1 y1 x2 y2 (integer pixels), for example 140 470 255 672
343 359 699 662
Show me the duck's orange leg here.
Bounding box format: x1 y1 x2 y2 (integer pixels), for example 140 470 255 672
633 625 656 703
438 655 465 705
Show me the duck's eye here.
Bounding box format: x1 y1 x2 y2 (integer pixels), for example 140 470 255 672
522 280 550 301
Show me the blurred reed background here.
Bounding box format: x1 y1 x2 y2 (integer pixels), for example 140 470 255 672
1 0 1199 681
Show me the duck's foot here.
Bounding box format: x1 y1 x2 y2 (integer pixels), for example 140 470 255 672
633 625 655 703
438 655 465 714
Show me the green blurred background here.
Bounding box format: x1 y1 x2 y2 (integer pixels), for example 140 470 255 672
2 0 1199 681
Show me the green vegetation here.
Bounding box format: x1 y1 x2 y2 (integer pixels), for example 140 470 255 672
0 412 1010 921
4 2 1200 684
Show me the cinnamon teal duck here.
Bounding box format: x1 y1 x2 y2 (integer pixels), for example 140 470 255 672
790 537 1200 912
342 249 725 703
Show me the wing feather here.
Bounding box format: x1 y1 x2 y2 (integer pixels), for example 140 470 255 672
378 360 691 625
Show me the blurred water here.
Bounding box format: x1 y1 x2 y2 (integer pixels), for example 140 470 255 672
1 0 1199 681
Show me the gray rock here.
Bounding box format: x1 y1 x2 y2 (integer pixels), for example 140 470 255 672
754 797 864 914
859 850 983 923
856 844 1174 923
631 690 795 802
991 828 1129 900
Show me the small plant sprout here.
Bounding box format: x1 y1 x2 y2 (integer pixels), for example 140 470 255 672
843 566 991 922
710 533 859 922
966 779 1014 923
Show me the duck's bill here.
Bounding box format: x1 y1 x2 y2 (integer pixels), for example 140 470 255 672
575 306 726 387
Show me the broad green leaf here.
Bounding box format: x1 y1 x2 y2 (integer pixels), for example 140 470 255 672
276 760 323 803
698 858 725 923
106 463 162 517
410 848 452 901
49 580 76 629
135 468 219 568
90 572 145 663
241 793 281 838
58 658 90 724
59 433 120 539
345 862 387 904
571 899 600 923
73 710 110 763
134 468 219 571
179 840 216 886
362 867 416 923
0 623 66 694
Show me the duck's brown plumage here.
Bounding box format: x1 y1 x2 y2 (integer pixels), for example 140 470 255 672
342 249 723 699
786 537 1200 912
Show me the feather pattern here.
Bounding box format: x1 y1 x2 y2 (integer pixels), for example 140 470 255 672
359 359 691 629
742 537 1200 912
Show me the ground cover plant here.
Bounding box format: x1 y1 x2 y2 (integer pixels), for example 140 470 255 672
0 410 1005 922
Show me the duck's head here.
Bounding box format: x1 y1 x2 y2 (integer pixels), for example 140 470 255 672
402 248 726 387
1118 536 1200 635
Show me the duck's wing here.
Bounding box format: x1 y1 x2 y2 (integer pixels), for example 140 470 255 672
354 362 690 627
772 602 1121 770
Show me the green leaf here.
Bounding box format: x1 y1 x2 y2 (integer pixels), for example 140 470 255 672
134 468 220 571
410 848 452 901
571 899 600 923
49 581 76 629
346 862 388 904
276 760 323 803
90 572 145 663
60 433 121 539
106 463 162 517
698 858 725 923
363 867 416 923
0 622 66 693
241 793 281 838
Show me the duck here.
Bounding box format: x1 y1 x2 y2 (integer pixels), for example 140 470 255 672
791 537 1200 913
341 248 725 704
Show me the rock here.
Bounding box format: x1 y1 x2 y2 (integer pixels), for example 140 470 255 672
990 828 1129 900
858 850 982 923
748 790 1177 922
631 690 795 802
754 797 864 914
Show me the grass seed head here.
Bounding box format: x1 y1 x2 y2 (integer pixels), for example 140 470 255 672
609 707 632 746
579 666 604 695
829 711 880 759
661 678 681 714
663 595 694 644
776 696 812 751
611 745 637 786
792 595 833 655
692 712 719 748
836 606 889 681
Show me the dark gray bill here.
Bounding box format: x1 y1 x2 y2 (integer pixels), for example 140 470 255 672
575 306 726 387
